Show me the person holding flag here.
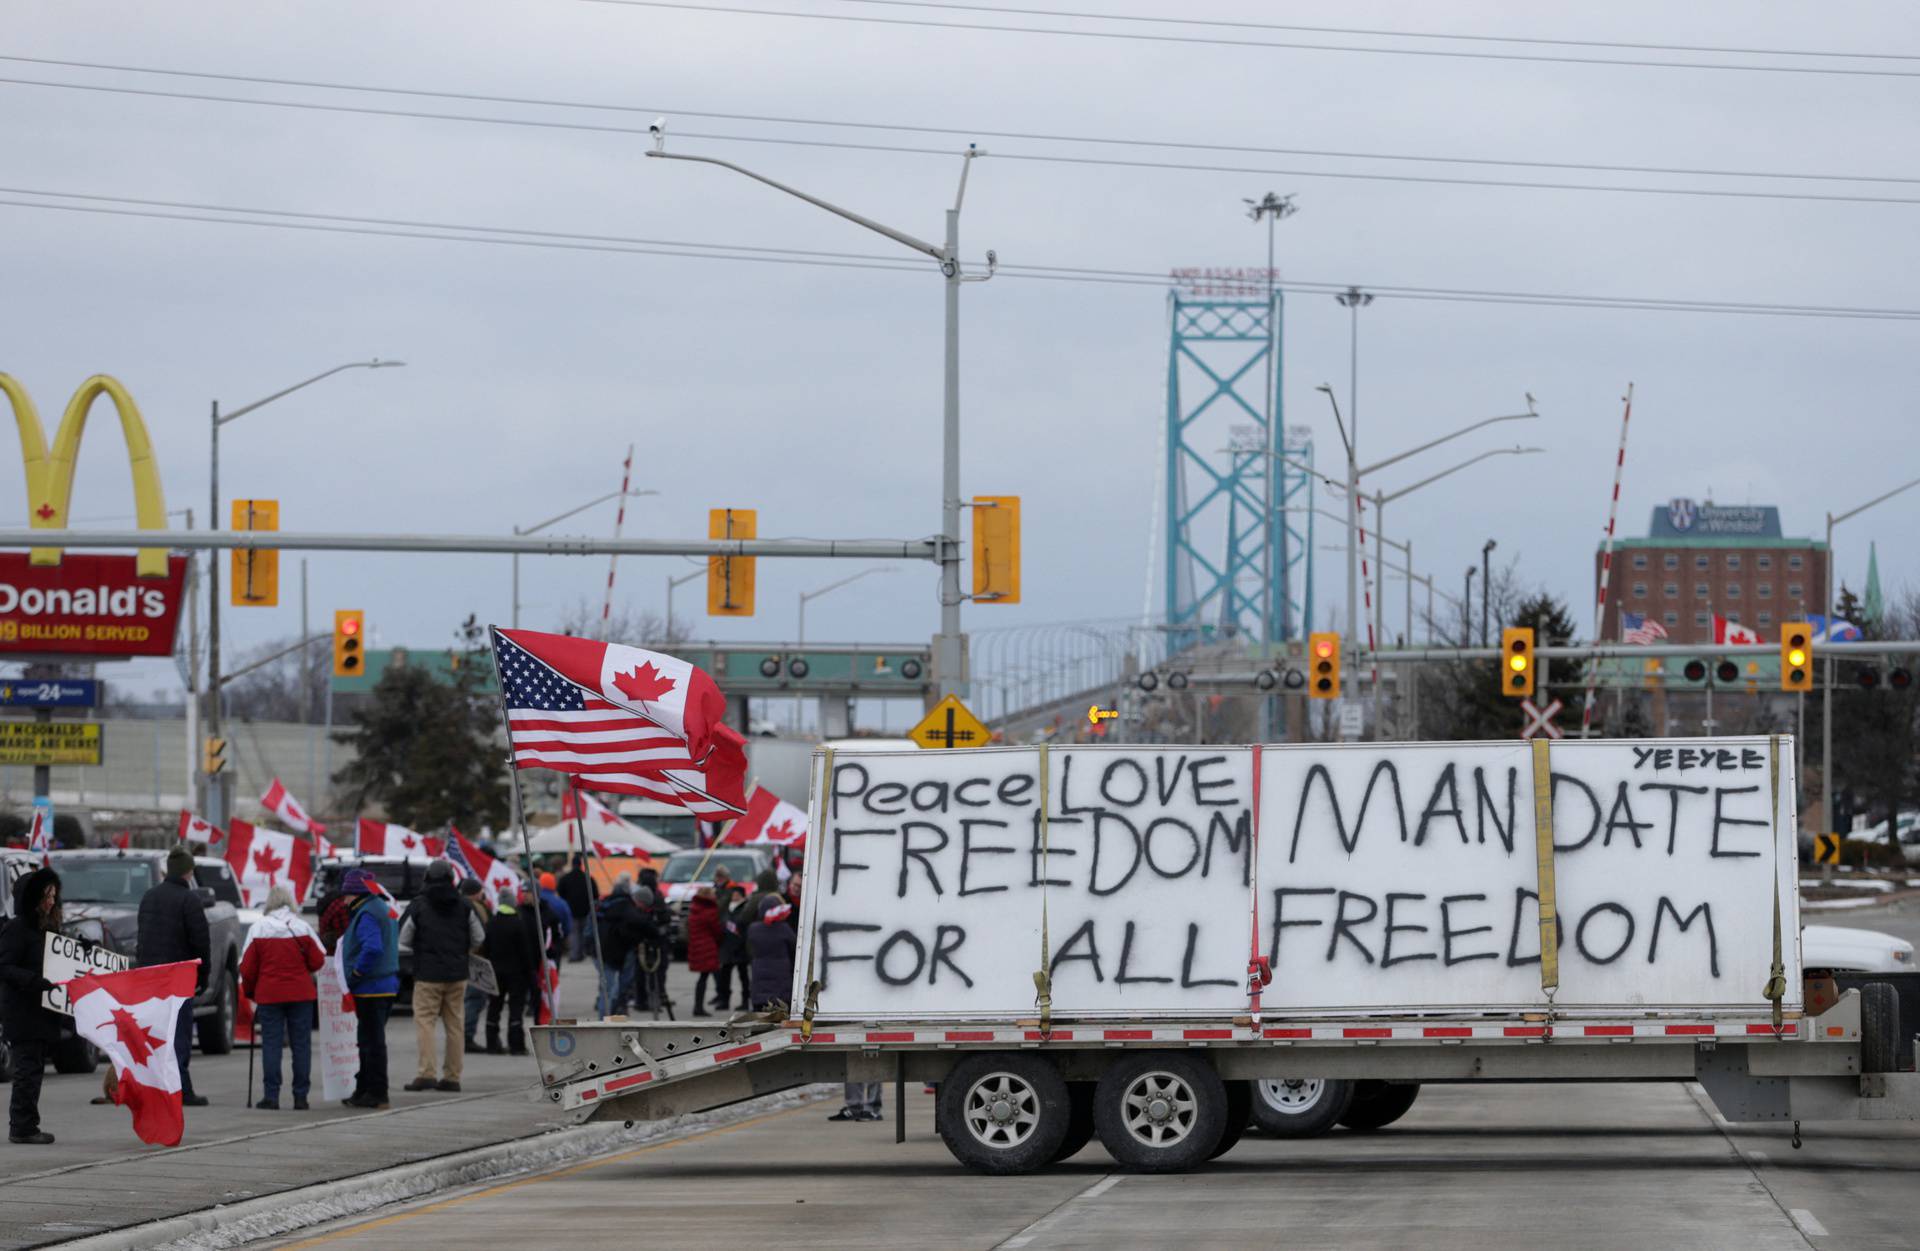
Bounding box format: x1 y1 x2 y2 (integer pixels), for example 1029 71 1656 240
0 866 64 1143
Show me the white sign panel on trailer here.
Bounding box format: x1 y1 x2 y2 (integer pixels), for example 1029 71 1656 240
794 738 1800 1022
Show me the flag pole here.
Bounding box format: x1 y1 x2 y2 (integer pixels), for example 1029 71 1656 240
489 626 554 1032
568 782 607 985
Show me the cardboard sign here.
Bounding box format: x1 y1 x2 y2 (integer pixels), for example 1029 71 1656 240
315 952 360 1102
42 931 132 1015
795 739 1800 1021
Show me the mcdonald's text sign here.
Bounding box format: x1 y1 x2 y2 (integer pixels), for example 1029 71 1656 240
0 552 187 657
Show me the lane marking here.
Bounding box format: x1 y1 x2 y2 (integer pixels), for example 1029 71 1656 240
1790 1209 1829 1238
998 1173 1123 1249
276 1101 815 1248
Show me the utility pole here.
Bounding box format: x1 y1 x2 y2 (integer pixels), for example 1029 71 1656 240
1246 191 1296 740
1336 288 1371 725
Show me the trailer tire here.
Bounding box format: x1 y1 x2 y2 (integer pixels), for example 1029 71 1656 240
1052 1083 1097 1163
1860 982 1900 1074
1338 1081 1421 1131
1209 1081 1253 1159
1093 1051 1227 1172
1250 1077 1353 1138
937 1053 1071 1175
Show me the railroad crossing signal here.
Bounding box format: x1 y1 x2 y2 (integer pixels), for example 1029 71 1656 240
332 610 365 677
1781 622 1813 692
1520 697 1563 739
1812 833 1842 865
707 508 757 617
203 736 228 776
230 498 279 607
1501 627 1535 698
909 695 989 750
1308 632 1341 699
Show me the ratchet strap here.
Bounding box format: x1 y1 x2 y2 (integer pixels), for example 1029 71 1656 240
800 747 831 1041
1032 743 1054 1037
1531 738 1560 1008
1762 734 1787 1033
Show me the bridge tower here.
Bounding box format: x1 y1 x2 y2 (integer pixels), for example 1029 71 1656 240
1163 281 1312 649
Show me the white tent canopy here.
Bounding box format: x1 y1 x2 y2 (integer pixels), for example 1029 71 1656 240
523 817 678 855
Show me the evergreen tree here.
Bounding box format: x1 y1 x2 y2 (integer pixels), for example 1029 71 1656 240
1420 590 1586 741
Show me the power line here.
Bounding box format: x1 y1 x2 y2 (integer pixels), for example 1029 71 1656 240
6 57 1915 187
581 0 1920 79
7 72 1920 209
4 183 1918 322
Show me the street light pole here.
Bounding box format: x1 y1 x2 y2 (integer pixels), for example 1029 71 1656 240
206 359 402 827
665 566 705 642
799 567 896 645
1482 539 1497 647
649 137 994 701
513 487 658 629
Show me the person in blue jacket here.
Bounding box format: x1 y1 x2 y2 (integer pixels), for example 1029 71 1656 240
338 869 399 1109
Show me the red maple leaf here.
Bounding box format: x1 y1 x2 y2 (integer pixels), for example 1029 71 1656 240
399 833 418 851
595 807 622 827
253 844 285 879
34 503 54 521
767 819 798 844
109 1006 163 1066
612 661 676 703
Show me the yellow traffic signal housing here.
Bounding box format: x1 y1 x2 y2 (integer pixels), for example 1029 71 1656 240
230 498 279 607
332 609 365 678
1781 622 1814 691
203 736 228 776
971 495 1021 604
1308 632 1341 699
1502 626 1536 698
707 508 757 617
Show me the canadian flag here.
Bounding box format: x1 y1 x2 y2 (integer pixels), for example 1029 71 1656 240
177 810 224 847
1714 615 1764 645
356 818 444 861
537 962 560 1026
449 829 520 899
224 819 315 908
68 960 198 1146
260 779 328 836
721 787 809 849
26 808 51 852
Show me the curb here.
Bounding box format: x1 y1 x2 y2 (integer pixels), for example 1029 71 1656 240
57 1086 834 1251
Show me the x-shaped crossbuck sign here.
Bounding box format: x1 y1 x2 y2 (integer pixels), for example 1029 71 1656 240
1520 697 1564 739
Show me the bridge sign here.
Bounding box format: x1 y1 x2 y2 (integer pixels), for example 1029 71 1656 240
1520 697 1564 740
909 695 989 750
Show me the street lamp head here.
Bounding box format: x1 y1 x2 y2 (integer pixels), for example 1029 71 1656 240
368 359 405 369
1314 383 1332 394
649 118 667 153
1482 539 1498 554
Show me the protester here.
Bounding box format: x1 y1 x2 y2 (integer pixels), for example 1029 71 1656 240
339 868 400 1109
784 870 804 933
483 887 537 1054
556 855 598 963
685 885 723 1017
0 867 63 1143
459 877 492 1052
748 867 782 917
593 876 646 1017
716 879 752 1012
137 845 210 1108
747 893 796 1012
629 884 672 1017
401 861 484 1094
238 885 324 1111
535 872 573 965
518 884 554 1029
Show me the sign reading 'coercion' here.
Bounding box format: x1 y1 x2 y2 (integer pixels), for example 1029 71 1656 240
793 740 1800 1021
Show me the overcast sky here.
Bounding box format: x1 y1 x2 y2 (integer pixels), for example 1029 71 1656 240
5 1 1917 705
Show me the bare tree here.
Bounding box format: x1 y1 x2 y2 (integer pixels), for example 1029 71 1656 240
224 635 329 723
549 597 692 648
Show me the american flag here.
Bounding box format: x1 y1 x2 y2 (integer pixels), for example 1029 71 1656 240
491 628 747 818
1621 611 1668 645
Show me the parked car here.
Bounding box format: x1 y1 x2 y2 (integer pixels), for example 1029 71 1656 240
0 848 134 1076
1802 924 1915 974
47 849 245 1055
311 855 435 911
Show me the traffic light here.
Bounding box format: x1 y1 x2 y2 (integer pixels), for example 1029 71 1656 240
230 498 279 607
707 508 757 617
332 610 365 677
203 736 227 776
971 495 1021 604
1308 632 1341 699
1780 622 1813 691
1500 626 1535 698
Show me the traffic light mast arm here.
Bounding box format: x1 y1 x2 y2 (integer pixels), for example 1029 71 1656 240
215 633 330 689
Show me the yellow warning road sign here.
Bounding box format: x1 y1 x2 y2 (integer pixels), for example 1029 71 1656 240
909 695 989 750
1812 833 1843 865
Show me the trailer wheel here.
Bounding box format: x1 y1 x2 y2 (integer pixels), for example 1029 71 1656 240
1338 1081 1421 1131
1052 1083 1097 1163
1209 1081 1253 1159
1860 982 1900 1074
936 1053 1071 1175
1250 1077 1353 1138
1093 1051 1227 1172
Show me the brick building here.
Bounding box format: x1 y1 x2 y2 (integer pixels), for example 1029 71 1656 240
1596 499 1828 645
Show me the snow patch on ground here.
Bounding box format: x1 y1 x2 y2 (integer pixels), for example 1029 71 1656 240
1801 878 1897 892
132 1085 837 1251
1803 896 1890 911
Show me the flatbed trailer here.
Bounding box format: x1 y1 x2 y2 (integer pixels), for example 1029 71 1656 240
532 736 1920 1173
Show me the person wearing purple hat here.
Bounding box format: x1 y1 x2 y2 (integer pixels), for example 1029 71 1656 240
338 868 400 1109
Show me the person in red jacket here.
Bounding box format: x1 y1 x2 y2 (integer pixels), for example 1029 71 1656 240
686 886 725 1017
239 885 325 1110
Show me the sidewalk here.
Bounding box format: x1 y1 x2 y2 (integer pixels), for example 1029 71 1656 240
0 958 702 1249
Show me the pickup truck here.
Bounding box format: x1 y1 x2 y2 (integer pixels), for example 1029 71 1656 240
0 849 128 1076
47 849 246 1055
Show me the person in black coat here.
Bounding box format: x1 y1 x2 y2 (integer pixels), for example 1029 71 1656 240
556 856 598 963
747 893 796 1012
714 878 751 1012
482 888 539 1054
593 881 652 1016
0 867 63 1144
137 846 210 1106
